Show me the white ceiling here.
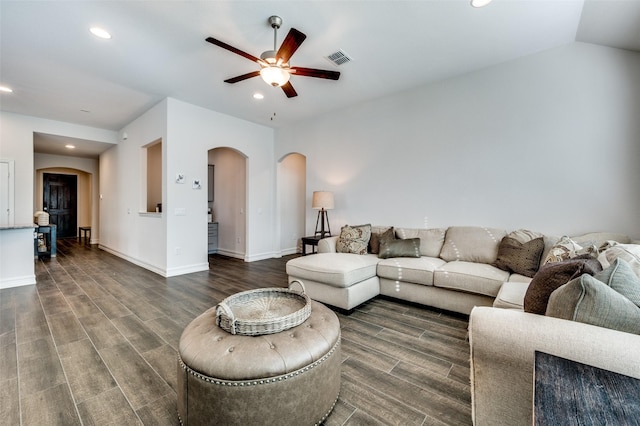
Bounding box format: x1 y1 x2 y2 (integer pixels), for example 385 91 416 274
1 0 639 158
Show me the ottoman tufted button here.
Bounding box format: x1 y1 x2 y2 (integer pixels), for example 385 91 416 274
228 346 234 352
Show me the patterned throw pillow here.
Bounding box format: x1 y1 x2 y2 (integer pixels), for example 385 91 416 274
542 236 598 265
336 224 372 255
494 237 545 278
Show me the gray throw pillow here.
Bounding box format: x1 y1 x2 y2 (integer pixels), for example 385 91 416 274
494 236 545 278
523 255 602 315
546 274 640 335
594 258 640 307
336 224 372 255
378 238 421 259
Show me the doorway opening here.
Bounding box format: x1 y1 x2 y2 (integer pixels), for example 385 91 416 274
208 147 247 259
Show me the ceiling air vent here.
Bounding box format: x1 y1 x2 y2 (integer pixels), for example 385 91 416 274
326 50 352 66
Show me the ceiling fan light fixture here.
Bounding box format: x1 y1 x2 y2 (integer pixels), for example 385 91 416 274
260 66 290 87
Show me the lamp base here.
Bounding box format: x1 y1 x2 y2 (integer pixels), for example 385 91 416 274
314 209 331 239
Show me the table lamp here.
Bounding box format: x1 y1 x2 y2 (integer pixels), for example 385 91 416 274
312 191 334 239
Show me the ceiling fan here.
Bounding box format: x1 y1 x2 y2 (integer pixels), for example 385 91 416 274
206 16 340 98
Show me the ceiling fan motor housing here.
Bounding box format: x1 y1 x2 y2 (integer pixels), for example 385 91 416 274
268 15 282 29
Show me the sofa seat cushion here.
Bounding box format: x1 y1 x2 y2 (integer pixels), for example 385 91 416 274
508 273 533 283
493 281 529 310
286 253 380 288
377 256 446 286
433 261 510 297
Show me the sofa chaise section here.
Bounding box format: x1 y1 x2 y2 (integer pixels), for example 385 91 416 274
285 252 380 310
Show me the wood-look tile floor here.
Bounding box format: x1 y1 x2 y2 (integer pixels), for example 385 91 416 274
0 239 472 425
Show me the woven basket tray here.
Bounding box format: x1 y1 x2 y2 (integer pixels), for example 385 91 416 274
215 280 311 336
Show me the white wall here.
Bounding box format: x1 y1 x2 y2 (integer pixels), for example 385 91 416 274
165 98 275 269
0 112 117 288
275 43 640 239
99 100 168 275
278 153 306 255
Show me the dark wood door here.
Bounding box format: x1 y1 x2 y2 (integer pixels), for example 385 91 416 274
43 173 77 238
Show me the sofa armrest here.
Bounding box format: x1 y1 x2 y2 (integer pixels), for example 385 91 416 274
318 236 339 253
469 306 640 426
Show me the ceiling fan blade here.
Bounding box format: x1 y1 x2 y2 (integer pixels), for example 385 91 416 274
224 71 260 84
291 67 340 80
276 28 307 63
281 81 298 98
206 37 259 63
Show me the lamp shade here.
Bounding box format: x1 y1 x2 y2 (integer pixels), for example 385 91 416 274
312 191 334 210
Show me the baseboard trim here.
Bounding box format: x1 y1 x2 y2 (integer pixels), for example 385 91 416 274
165 263 209 277
0 274 36 290
98 244 167 277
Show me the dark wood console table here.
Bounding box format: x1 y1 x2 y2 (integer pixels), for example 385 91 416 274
534 351 640 425
301 236 323 255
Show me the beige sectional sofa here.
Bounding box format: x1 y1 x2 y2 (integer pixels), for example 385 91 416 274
286 225 627 313
286 225 640 425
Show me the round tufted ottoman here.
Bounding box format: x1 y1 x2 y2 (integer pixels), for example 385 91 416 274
177 300 341 425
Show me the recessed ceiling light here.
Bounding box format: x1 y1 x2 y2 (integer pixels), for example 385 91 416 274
253 93 264 100
90 27 112 39
0 86 13 93
65 144 76 149
471 0 493 7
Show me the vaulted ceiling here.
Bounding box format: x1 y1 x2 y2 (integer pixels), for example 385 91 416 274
1 1 639 157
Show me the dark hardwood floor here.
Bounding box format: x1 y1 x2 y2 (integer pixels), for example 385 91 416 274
0 239 472 425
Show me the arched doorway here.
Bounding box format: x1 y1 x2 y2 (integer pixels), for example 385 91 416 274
208 147 247 259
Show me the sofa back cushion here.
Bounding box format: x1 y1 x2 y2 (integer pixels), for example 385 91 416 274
395 227 447 257
439 226 506 263
604 243 640 279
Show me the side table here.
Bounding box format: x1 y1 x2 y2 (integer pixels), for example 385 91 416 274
301 235 323 255
534 351 640 425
